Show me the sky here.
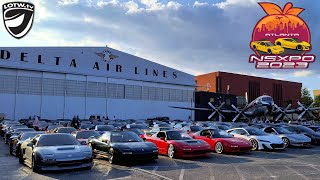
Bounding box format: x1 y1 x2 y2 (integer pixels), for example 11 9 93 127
0 0 319 95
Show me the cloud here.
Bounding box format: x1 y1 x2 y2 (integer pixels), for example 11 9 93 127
193 1 209 7
214 0 260 9
58 0 79 6
293 70 313 77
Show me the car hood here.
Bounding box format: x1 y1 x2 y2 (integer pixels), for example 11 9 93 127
169 139 210 149
284 134 311 141
300 41 311 46
112 142 156 152
251 135 282 143
36 145 92 160
221 138 251 146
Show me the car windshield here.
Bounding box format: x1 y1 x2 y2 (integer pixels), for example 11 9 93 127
284 126 301 133
265 42 275 46
190 126 203 132
274 127 293 134
210 129 233 138
76 131 100 139
128 124 148 129
20 132 45 141
80 124 93 129
37 134 79 147
97 125 116 131
217 125 229 130
57 127 76 133
126 128 144 135
15 128 35 133
166 131 192 140
246 128 268 136
157 123 171 128
292 38 302 43
47 125 60 130
110 132 143 142
296 126 315 133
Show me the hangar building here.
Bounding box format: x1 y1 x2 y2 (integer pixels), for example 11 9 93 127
196 71 301 108
0 47 195 120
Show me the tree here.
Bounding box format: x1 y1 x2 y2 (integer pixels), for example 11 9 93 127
301 87 313 106
314 95 320 107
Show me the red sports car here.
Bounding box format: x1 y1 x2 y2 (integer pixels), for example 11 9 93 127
191 129 252 154
145 130 211 158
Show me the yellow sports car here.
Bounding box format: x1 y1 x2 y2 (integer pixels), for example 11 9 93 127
275 38 311 51
251 40 284 54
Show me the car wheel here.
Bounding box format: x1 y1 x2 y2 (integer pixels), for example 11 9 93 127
250 139 258 151
214 142 224 154
88 143 96 158
9 144 13 155
32 155 39 173
168 144 175 158
267 49 272 54
296 45 303 51
282 137 290 148
276 42 281 46
253 45 256 50
19 153 24 164
108 148 117 164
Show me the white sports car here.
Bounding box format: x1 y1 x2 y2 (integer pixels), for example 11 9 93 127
227 127 285 151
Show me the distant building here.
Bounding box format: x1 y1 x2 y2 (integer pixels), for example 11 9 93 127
314 90 320 98
196 71 302 108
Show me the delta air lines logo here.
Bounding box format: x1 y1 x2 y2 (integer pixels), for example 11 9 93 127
95 48 119 62
2 1 34 39
249 2 315 69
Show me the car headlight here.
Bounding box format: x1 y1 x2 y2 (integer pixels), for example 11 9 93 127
153 149 158 152
122 152 133 154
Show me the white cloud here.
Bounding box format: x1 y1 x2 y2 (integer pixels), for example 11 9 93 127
97 0 119 7
214 0 259 9
193 1 209 7
124 1 143 14
140 0 165 10
293 70 313 77
58 0 79 6
166 1 182 9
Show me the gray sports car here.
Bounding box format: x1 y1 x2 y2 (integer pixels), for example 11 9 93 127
20 133 93 172
263 126 311 147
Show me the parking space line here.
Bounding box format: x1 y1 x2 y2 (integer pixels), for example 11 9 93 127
208 166 215 180
179 168 185 180
152 166 159 173
234 166 245 180
260 165 277 179
285 166 309 180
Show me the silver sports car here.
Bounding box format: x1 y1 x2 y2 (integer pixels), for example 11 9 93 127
20 133 93 172
263 126 311 147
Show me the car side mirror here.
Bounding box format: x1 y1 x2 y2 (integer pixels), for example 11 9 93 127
160 137 166 141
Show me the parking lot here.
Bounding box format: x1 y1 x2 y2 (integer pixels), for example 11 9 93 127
1 139 320 180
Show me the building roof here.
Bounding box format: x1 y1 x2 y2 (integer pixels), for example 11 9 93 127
0 47 195 86
197 71 302 85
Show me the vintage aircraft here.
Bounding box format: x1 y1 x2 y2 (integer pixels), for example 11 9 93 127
170 95 275 122
170 95 320 122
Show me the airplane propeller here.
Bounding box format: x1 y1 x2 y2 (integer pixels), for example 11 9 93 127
297 101 317 120
231 104 251 122
208 102 226 120
273 104 292 121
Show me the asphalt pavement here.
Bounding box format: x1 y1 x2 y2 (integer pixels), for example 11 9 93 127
1 139 320 180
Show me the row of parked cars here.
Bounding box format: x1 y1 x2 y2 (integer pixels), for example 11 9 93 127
1 119 320 173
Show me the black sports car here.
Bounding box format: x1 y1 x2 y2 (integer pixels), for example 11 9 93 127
10 131 45 156
5 128 35 144
88 131 158 164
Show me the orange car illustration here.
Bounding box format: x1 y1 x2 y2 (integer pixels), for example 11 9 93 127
251 40 284 54
275 38 311 51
